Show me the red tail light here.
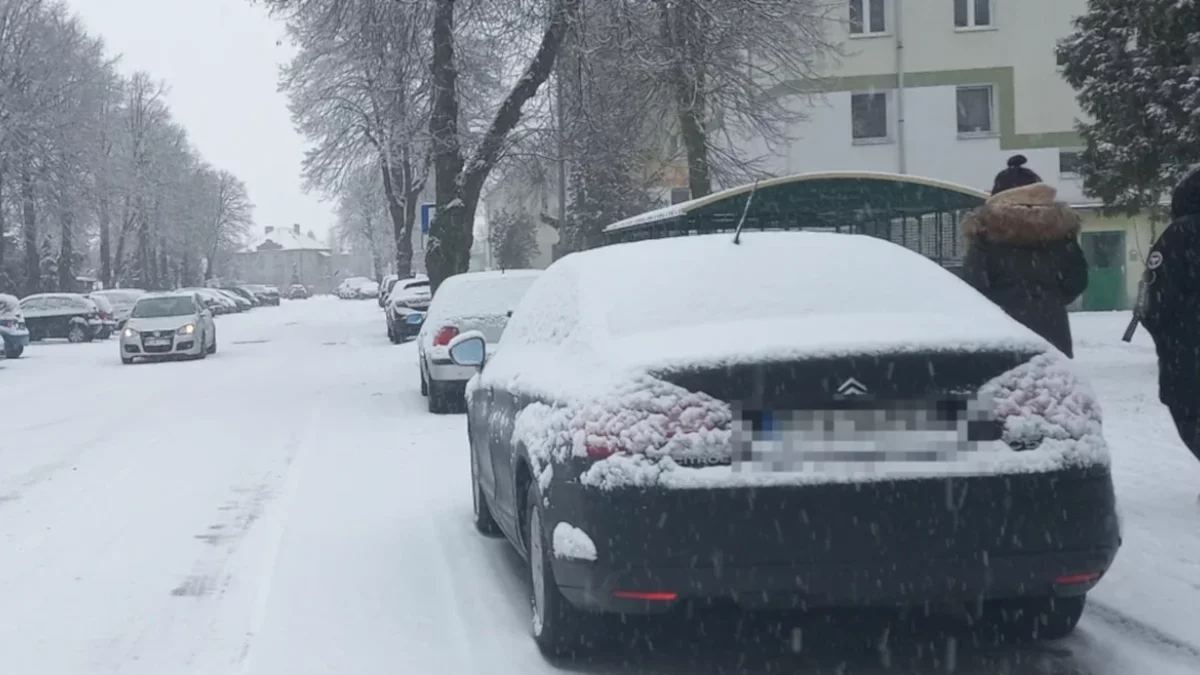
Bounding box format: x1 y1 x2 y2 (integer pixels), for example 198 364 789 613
585 444 621 459
433 326 459 346
1055 572 1102 585
613 590 677 601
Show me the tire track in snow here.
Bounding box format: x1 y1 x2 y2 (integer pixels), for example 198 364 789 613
1085 600 1200 664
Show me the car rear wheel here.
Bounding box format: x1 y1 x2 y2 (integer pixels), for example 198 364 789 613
471 452 502 536
978 594 1086 644
527 483 589 657
67 325 87 343
428 381 454 414
420 369 428 397
207 330 217 354
5 344 22 359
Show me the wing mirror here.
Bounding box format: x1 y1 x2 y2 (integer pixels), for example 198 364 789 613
447 330 487 369
506 310 513 318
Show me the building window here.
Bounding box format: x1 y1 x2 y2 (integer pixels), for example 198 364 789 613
954 0 992 28
956 85 994 136
1060 150 1084 176
849 0 887 35
851 92 890 142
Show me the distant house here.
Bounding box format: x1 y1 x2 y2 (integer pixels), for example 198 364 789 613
231 224 340 293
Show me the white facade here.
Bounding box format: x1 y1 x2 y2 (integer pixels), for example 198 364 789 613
749 0 1089 201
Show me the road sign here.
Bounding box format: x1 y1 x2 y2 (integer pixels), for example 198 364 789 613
420 203 436 234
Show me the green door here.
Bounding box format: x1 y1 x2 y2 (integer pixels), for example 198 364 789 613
1080 231 1126 311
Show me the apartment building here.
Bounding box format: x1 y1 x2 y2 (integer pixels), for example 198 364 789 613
746 0 1148 310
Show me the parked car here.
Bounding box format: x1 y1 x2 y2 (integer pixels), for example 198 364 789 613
244 284 280 306
385 276 431 343
222 286 260 307
417 269 541 413
0 293 30 358
89 289 146 329
336 276 373 299
357 280 380 299
19 293 105 343
379 274 401 308
214 288 252 312
448 232 1120 656
85 294 117 338
182 287 236 315
120 291 216 364
287 284 310 299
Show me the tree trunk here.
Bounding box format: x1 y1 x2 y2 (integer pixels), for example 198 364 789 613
379 157 413 277
426 0 579 290
112 196 133 285
20 168 38 295
426 0 466 291
0 157 7 278
663 0 712 198
58 208 74 292
98 195 112 287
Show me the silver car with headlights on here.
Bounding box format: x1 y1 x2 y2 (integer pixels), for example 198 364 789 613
120 292 216 364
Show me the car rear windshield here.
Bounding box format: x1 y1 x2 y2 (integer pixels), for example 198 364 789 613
436 276 537 319
131 296 196 318
93 290 143 306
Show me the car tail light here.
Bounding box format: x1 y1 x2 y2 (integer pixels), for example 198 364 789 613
585 443 622 459
433 326 459 346
613 590 677 601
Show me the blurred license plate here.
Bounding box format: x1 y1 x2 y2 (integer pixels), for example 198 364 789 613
145 338 170 346
406 313 424 325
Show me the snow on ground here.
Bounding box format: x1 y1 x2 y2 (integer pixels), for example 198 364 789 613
0 299 1198 675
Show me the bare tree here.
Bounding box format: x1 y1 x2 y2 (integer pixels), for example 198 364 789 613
280 0 431 277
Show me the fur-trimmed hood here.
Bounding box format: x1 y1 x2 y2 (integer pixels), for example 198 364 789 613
963 183 1081 245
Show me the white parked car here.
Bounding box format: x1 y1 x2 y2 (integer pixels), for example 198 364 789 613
120 291 217 364
418 269 541 414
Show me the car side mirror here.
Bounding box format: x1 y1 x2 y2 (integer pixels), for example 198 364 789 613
447 331 487 369
506 310 513 318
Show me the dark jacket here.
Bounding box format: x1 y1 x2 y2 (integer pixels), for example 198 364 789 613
1139 169 1200 411
961 183 1089 357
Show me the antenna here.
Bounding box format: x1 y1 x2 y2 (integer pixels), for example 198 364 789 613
732 180 760 245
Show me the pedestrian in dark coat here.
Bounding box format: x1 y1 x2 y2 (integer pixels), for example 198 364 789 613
961 155 1090 357
1138 166 1200 464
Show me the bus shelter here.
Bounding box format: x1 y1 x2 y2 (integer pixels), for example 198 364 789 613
601 171 989 269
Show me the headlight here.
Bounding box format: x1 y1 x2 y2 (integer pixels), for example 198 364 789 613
177 323 196 336
122 327 138 338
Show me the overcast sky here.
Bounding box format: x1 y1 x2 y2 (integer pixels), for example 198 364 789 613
62 0 334 240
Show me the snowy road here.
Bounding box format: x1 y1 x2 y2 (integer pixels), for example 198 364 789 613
2 298 1199 674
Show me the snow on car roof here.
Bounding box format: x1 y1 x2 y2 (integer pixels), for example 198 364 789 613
427 269 542 322
565 232 1049 370
483 232 1050 402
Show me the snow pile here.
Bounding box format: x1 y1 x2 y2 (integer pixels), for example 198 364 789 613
979 351 1109 469
552 523 598 561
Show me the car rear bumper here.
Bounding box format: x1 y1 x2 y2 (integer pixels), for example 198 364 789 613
1 329 30 348
544 468 1120 615
552 547 1115 615
426 357 476 383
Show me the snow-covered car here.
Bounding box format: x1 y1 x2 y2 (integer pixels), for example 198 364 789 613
336 276 373 299
385 276 431 344
214 288 252 312
89 288 146 329
357 280 380 299
182 287 237 315
378 273 401 308
19 293 105 343
222 286 260 308
244 284 280 306
447 231 1121 656
84 294 117 338
0 293 29 358
120 291 216 364
287 284 310 300
418 269 541 414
